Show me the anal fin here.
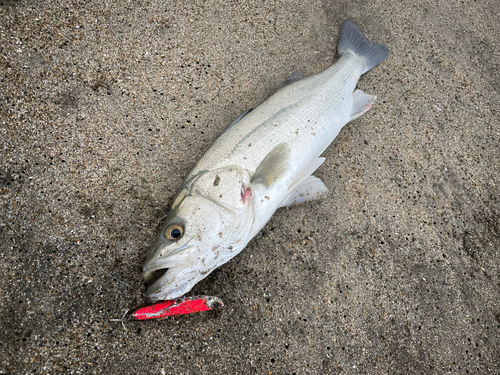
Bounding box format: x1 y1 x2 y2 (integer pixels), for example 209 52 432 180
280 176 328 207
350 89 376 120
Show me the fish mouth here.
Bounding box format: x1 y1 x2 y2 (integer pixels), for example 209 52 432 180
143 263 171 300
147 268 169 286
143 257 172 282
143 243 193 279
142 244 196 301
145 279 192 302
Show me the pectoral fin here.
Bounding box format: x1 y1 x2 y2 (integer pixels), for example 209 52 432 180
350 89 376 120
252 143 291 187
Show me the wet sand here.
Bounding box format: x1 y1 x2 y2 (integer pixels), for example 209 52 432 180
1 0 499 373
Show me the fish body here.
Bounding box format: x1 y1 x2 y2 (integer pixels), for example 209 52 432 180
143 20 389 301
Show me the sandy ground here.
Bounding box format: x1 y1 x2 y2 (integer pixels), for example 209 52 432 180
1 0 499 374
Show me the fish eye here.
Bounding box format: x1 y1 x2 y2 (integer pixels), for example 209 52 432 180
165 223 184 241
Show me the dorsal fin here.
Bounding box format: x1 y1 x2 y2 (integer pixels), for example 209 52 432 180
283 72 304 86
221 108 253 134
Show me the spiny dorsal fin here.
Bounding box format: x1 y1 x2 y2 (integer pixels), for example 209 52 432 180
252 143 291 187
283 72 304 86
221 108 253 135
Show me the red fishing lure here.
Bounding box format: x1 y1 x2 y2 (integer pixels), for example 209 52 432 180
133 296 223 320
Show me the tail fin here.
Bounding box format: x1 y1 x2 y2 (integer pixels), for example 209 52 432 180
338 20 389 74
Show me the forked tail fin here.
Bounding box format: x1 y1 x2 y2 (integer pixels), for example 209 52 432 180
338 20 389 74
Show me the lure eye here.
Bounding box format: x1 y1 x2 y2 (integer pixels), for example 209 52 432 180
165 223 184 241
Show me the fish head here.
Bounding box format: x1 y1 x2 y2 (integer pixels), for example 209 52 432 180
142 167 254 302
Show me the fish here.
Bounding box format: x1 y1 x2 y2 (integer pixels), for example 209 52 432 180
142 20 389 302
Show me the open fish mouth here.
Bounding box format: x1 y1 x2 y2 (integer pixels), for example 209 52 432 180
143 263 171 300
143 244 193 280
143 264 185 302
143 257 172 283
142 243 196 301
145 279 192 302
147 268 169 286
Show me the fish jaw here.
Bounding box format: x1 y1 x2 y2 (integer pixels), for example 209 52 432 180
142 241 201 301
145 270 196 302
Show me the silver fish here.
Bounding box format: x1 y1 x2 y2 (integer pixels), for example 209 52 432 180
143 20 389 301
